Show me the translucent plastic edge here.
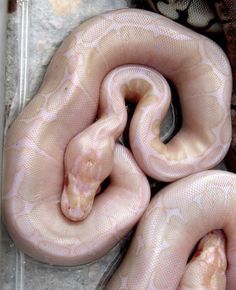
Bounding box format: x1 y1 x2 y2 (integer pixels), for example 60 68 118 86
2 1 31 289
15 2 31 289
17 0 30 114
5 0 31 132
0 0 8 235
0 0 8 284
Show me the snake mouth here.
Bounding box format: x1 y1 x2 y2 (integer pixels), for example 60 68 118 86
60 174 100 222
60 186 94 221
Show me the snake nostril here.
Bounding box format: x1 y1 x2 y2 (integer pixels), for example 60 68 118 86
64 175 69 186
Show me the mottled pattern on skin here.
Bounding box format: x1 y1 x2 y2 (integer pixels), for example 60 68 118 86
61 65 171 220
106 171 236 290
178 230 227 290
3 144 151 265
2 7 233 281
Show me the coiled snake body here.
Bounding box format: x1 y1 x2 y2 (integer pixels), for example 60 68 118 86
3 8 234 289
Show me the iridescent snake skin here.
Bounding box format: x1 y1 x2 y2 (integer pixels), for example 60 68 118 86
3 8 234 289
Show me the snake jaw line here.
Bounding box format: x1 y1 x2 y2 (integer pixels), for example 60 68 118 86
61 173 99 221
61 134 115 222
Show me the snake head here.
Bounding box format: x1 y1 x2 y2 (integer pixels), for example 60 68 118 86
61 144 114 221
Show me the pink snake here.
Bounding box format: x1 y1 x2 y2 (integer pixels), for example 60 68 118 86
3 8 235 289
